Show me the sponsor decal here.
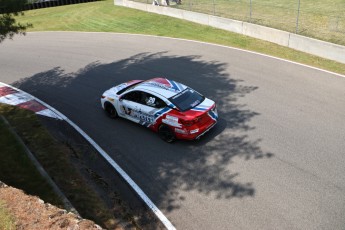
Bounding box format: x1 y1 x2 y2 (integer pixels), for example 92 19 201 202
190 128 199 134
107 97 115 102
123 106 155 123
162 114 181 127
138 113 154 123
191 100 200 107
172 88 188 99
165 115 178 122
122 105 131 115
175 128 188 134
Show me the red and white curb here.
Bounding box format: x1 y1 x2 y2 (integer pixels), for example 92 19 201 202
0 82 176 230
0 83 62 120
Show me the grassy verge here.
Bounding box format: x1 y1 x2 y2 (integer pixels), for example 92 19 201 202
0 111 62 206
16 0 345 75
0 200 15 230
164 0 345 46
0 104 121 229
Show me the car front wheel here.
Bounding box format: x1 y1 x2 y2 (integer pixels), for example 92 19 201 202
105 103 118 119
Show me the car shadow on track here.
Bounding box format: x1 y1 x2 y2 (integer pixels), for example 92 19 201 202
13 51 274 214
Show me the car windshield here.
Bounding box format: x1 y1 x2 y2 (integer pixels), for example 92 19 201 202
116 81 144 95
169 88 205 112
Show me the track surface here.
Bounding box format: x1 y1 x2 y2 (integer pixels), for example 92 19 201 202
1 32 345 230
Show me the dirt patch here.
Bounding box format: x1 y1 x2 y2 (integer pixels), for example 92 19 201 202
0 181 103 230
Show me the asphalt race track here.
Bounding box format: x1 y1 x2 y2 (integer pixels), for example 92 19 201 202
1 32 345 230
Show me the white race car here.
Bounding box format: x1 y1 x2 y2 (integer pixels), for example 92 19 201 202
101 78 218 142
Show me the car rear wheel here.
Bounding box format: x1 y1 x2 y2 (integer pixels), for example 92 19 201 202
105 103 118 119
158 125 176 143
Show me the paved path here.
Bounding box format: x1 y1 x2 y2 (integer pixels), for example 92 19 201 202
1 32 345 230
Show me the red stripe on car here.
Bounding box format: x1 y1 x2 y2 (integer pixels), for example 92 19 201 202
150 78 171 87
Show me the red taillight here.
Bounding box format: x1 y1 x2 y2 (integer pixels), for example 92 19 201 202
180 120 193 126
101 95 106 99
181 118 199 126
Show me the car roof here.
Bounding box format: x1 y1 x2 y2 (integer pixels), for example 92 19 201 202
133 78 188 99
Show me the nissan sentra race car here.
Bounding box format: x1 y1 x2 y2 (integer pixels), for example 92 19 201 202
101 78 218 142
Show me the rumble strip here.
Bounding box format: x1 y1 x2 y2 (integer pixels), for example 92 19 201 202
0 83 62 120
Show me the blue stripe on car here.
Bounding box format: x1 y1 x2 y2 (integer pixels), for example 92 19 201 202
177 82 185 91
154 107 171 119
208 110 218 120
192 107 208 111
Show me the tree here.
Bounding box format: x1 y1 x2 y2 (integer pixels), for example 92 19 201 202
0 0 32 43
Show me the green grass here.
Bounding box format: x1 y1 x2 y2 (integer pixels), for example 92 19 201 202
0 200 15 230
16 0 345 75
0 112 63 207
161 0 345 45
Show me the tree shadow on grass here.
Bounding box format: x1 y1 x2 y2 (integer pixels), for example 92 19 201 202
13 52 274 214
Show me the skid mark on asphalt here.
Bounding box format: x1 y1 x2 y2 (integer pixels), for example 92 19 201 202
0 83 62 120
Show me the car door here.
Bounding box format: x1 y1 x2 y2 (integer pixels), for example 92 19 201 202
118 90 142 123
119 90 167 126
137 92 167 127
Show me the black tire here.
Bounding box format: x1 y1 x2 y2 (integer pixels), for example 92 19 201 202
104 103 118 119
158 125 176 143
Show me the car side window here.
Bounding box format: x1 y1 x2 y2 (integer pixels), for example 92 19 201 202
142 93 166 108
122 91 142 103
154 98 167 108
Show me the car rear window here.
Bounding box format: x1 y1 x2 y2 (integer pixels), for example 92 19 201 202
169 88 204 112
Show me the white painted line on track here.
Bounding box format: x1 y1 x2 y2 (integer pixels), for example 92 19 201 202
30 31 345 79
0 82 176 230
